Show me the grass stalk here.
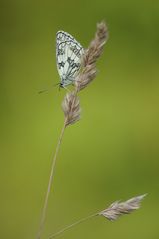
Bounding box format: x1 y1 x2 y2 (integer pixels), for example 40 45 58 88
36 120 67 239
48 212 99 239
48 194 146 238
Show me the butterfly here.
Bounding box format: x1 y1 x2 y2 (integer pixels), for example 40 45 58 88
56 31 84 89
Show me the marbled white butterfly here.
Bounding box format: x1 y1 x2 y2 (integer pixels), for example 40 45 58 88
56 31 84 88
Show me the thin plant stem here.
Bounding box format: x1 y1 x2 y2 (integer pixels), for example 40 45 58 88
48 212 99 239
48 193 146 239
36 120 67 239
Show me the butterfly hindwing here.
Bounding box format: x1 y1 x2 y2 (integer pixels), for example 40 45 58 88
56 31 84 87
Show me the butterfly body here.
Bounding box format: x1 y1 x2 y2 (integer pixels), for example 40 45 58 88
56 31 84 88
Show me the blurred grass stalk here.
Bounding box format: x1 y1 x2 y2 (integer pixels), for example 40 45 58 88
36 120 67 239
49 194 146 238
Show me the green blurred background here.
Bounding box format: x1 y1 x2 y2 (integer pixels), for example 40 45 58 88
1 0 159 238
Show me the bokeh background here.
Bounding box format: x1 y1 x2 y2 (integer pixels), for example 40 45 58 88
1 0 159 238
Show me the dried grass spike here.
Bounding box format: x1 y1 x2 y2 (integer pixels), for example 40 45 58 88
75 65 97 91
75 21 108 92
83 21 108 66
99 194 146 221
62 92 81 126
96 21 109 44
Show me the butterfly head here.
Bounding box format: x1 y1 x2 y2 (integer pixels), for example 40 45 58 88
59 82 64 88
59 80 71 91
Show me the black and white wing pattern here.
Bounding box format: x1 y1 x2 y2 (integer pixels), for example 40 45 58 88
56 31 84 87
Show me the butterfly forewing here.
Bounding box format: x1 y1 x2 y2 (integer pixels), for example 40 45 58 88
56 31 84 87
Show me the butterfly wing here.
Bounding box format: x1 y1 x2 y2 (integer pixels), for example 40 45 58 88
56 31 84 86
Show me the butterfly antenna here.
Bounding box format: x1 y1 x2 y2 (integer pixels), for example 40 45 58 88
38 89 49 94
38 83 60 94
